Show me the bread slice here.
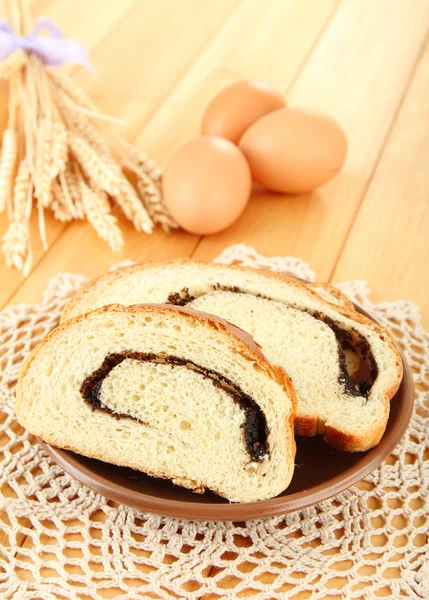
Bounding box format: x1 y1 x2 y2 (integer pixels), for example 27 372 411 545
61 261 403 452
17 304 296 503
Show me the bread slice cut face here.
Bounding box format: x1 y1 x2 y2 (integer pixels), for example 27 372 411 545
61 261 403 452
17 304 296 503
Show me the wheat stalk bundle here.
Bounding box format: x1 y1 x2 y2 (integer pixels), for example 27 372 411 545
0 0 176 275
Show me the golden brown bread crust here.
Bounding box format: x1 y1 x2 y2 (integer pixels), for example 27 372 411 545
294 417 389 452
276 367 298 460
294 415 318 437
324 419 389 453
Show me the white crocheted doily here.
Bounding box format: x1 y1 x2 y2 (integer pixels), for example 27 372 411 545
1 244 428 600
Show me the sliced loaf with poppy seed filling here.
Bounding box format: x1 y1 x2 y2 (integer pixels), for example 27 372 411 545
17 304 296 503
61 260 403 452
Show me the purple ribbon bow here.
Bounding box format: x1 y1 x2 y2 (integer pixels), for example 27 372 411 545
0 18 91 68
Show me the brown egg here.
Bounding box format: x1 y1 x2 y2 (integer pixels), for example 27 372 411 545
162 137 251 235
239 107 348 194
201 80 286 144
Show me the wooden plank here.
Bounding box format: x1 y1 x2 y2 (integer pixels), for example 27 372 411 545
5 0 339 307
0 0 242 307
332 39 429 328
192 0 429 281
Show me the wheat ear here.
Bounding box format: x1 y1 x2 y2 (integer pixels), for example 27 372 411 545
119 138 162 183
69 133 121 196
80 180 124 252
53 85 112 157
0 128 17 213
35 117 52 208
118 138 175 228
112 177 153 234
2 158 32 271
51 179 74 222
50 121 68 179
2 221 29 270
57 171 77 218
64 165 85 219
137 174 177 231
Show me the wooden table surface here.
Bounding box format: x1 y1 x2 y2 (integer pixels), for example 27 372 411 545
1 1 429 598
1 0 428 326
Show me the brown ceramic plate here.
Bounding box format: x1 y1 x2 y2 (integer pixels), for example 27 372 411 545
39 305 414 521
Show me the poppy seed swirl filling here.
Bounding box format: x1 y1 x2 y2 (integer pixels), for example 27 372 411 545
80 352 270 462
167 285 379 398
